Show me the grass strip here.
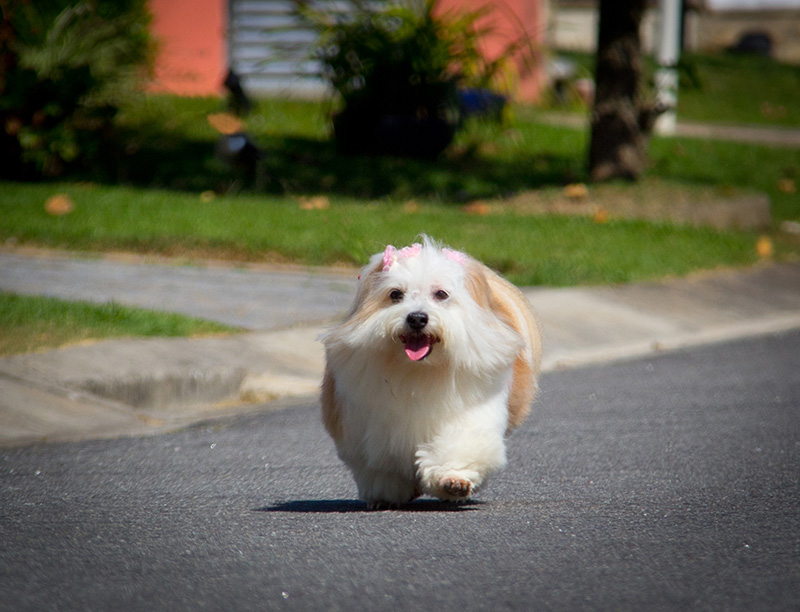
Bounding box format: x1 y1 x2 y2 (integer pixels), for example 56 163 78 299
0 292 237 356
0 180 760 287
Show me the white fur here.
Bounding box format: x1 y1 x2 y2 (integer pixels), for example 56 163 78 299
321 238 540 507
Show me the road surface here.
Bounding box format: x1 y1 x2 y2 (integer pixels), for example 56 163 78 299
2 331 798 611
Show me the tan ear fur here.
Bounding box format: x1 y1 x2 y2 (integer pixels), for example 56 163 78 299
463 260 495 311
507 354 536 430
345 256 385 318
321 255 385 440
470 262 542 432
335 257 388 335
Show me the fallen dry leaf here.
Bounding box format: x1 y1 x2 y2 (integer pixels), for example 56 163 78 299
593 208 609 224
463 201 492 216
45 194 74 216
207 112 244 135
298 196 330 211
137 415 166 426
777 178 796 194
200 190 216 202
402 200 420 213
760 101 787 120
564 183 589 200
756 235 774 259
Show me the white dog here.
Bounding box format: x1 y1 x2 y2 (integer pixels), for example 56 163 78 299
321 238 541 508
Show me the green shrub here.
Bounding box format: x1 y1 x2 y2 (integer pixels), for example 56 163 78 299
299 0 534 157
0 0 153 178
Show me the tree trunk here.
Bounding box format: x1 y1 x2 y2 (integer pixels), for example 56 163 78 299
588 0 647 182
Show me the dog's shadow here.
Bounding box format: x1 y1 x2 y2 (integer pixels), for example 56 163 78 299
255 499 483 513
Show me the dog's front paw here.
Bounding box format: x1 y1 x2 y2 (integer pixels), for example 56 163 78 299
438 474 473 501
417 460 483 502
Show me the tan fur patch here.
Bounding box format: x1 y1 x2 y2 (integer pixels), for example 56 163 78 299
464 261 495 310
345 289 382 332
476 263 542 431
349 257 384 316
336 258 388 335
508 355 535 429
320 366 343 440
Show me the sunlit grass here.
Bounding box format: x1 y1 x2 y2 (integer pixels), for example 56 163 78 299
543 51 800 128
0 180 761 287
0 292 237 356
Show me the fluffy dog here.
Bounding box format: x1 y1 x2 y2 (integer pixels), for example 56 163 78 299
321 238 541 508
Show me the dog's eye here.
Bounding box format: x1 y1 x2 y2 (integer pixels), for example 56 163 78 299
389 289 404 303
434 289 449 301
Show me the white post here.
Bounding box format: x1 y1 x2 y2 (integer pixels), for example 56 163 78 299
654 0 681 135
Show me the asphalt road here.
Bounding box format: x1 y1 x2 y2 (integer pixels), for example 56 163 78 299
2 331 799 612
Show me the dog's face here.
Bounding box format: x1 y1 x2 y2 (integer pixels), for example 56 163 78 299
372 243 464 363
328 241 521 373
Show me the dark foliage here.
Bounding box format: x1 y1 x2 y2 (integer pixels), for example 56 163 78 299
0 0 152 178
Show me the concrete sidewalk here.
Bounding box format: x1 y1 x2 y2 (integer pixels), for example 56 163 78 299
2 249 800 447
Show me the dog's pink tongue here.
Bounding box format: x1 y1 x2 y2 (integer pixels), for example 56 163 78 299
404 336 431 361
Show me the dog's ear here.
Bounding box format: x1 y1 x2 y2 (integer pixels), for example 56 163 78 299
357 254 385 295
362 253 385 280
464 260 496 311
344 253 387 319
479 268 543 431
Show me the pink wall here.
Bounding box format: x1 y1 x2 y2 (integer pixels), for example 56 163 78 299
147 0 545 100
147 0 227 96
438 0 547 102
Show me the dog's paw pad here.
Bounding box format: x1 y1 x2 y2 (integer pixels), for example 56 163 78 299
438 475 473 500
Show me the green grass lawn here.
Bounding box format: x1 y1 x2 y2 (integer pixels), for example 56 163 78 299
676 54 800 127
0 179 760 287
0 293 237 356
2 112 796 286
546 52 800 128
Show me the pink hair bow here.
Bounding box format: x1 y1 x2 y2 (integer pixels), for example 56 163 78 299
442 248 467 266
382 243 422 271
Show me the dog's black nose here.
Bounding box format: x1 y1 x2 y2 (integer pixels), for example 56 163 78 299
406 311 428 331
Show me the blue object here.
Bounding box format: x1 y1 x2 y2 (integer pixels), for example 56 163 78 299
457 88 507 121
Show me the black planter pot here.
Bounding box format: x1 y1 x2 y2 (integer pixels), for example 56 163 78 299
333 111 455 159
